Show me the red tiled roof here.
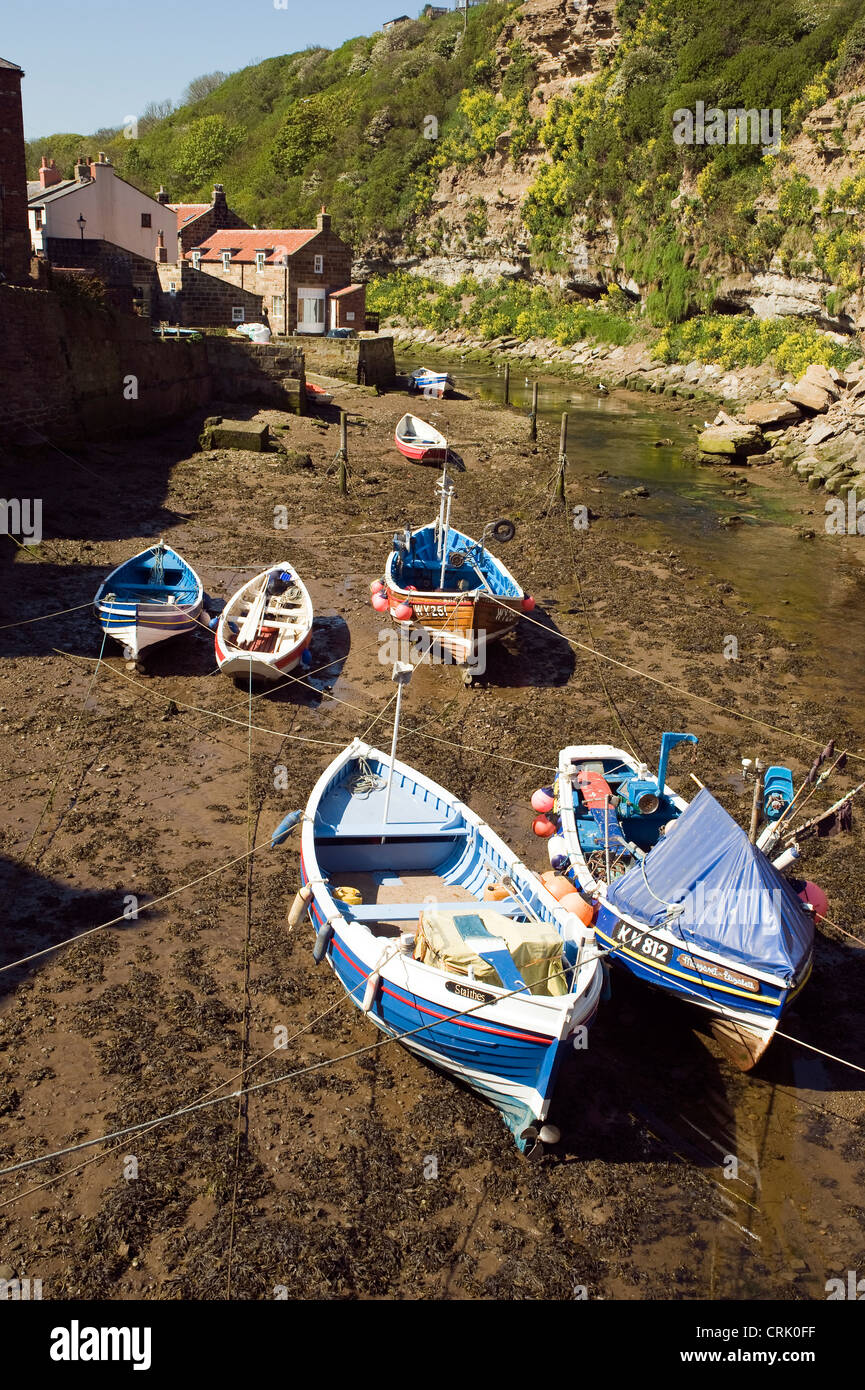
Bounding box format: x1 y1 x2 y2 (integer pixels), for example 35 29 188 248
185 229 319 262
168 203 210 227
329 283 364 298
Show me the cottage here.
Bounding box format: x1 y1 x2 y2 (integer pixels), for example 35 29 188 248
422 6 449 17
160 182 249 257
28 152 176 313
160 206 365 335
382 16 411 31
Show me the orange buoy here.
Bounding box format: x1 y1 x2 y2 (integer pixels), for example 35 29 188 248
532 816 556 838
371 592 389 612
559 892 595 926
522 595 535 613
392 602 413 621
370 580 385 595
540 871 573 902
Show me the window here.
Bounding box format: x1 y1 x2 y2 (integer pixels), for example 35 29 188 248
222 251 232 271
141 213 151 228
272 295 285 319
232 307 245 322
297 288 326 333
255 251 266 272
33 209 43 229
346 311 355 321
191 251 201 269
314 254 323 275
169 282 177 293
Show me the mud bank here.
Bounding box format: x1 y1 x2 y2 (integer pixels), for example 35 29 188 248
0 378 863 1301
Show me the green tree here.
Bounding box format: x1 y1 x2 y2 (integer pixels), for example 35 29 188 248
174 115 244 187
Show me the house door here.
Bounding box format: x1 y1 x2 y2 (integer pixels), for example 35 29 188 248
330 298 339 331
297 288 326 335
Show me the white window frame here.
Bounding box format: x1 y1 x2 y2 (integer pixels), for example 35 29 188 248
256 251 266 272
232 306 245 323
191 251 201 269
272 295 285 318
222 251 232 272
314 254 323 275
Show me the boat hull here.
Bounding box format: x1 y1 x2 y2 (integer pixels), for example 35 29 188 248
394 436 449 464
94 599 203 657
383 524 525 666
215 563 313 683
295 739 604 1150
409 370 454 399
593 902 811 1071
214 630 311 682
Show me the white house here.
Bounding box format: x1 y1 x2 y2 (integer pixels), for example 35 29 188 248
28 153 177 260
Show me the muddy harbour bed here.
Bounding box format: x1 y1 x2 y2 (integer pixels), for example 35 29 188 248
1 369 864 1302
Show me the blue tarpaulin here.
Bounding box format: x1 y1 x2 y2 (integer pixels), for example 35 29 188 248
604 789 814 981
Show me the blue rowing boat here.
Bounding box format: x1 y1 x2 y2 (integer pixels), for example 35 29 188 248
276 737 604 1153
93 541 204 659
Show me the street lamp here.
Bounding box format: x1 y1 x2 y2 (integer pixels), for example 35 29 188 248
77 213 86 242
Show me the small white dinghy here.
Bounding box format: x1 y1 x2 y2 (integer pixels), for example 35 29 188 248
215 563 313 682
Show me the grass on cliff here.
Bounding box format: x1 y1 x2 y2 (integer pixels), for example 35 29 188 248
523 0 865 321
368 272 637 346
371 271 862 374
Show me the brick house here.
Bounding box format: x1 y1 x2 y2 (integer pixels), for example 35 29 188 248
160 182 249 257
0 57 31 284
157 206 365 335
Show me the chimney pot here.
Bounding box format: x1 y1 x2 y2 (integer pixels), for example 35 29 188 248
39 156 64 189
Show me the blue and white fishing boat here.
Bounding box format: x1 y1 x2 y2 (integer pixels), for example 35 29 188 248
93 541 204 659
408 366 455 399
278 736 604 1153
549 738 814 1069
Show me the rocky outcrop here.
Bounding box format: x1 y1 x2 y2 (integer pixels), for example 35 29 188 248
698 422 764 456
719 359 865 497
742 399 802 427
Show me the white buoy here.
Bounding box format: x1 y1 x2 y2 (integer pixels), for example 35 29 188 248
538 1124 561 1145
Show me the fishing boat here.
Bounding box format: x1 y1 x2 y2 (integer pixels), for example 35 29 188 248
541 736 814 1069
409 367 455 399
277 735 604 1153
371 470 532 673
93 541 204 659
394 413 449 464
215 563 313 682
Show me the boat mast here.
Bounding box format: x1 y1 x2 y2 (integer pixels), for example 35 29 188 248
382 661 414 828
436 467 455 589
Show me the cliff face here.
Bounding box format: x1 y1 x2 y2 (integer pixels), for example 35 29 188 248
375 0 619 289
378 0 865 337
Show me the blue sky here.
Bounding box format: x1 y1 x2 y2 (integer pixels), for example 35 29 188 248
6 0 452 138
